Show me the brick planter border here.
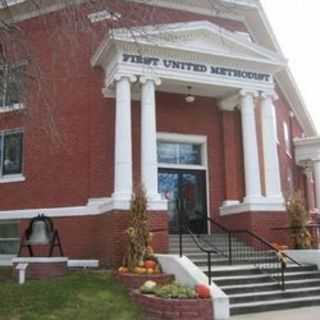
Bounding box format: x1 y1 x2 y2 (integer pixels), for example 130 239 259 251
114 271 175 290
130 290 214 320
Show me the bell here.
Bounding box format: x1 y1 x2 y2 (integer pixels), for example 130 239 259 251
27 220 51 245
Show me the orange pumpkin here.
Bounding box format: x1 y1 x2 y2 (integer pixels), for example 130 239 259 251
144 260 157 269
195 284 211 299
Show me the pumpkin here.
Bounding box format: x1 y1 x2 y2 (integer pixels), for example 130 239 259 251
144 260 157 269
195 284 210 299
147 268 154 274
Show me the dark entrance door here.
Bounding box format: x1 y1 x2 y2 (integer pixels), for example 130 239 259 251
158 168 208 234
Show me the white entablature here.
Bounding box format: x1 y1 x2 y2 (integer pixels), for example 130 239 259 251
91 21 287 93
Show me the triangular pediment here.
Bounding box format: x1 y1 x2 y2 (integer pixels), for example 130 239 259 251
92 21 287 69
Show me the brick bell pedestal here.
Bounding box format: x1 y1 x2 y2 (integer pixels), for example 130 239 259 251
12 257 68 280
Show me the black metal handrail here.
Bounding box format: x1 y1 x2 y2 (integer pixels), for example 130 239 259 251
176 199 217 285
204 217 301 290
177 200 302 290
182 224 217 285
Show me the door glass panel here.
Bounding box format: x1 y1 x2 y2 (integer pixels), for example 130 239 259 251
181 173 207 234
158 169 207 234
158 172 179 233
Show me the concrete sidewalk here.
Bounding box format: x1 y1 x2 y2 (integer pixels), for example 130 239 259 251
231 307 320 320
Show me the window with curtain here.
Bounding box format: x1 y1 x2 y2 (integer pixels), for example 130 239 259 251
0 130 23 177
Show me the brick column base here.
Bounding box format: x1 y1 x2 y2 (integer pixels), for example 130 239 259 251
220 211 289 246
98 210 169 268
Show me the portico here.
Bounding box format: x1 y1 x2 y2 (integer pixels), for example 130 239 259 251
91 20 287 218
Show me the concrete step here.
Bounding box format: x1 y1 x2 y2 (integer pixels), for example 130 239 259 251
206 264 317 277
230 295 320 315
222 278 320 294
229 286 320 304
170 234 320 316
209 270 320 286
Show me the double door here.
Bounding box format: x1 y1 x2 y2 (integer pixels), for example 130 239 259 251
158 168 208 234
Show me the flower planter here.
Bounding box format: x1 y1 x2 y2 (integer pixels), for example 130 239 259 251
114 271 175 290
130 290 214 320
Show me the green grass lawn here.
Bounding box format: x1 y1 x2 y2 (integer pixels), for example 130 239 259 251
0 269 142 320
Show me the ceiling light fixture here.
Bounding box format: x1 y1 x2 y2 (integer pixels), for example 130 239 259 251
185 86 195 103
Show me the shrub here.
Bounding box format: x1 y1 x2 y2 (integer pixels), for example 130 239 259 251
287 192 312 249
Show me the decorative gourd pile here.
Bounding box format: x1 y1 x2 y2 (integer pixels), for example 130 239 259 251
139 280 211 299
118 185 161 274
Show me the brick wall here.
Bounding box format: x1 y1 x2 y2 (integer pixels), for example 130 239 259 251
0 1 247 212
0 2 313 256
19 211 169 268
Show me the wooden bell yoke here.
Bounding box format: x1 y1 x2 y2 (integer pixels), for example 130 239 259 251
18 214 64 257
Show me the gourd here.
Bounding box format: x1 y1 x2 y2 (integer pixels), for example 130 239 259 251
195 284 211 299
140 281 157 294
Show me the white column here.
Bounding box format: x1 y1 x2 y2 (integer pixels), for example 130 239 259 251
239 89 263 203
313 162 320 210
112 74 136 202
261 92 283 202
140 76 162 201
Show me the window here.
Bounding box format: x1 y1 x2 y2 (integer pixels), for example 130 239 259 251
157 141 202 166
283 122 291 155
0 221 19 255
0 130 23 177
0 64 24 109
88 10 121 23
0 0 26 9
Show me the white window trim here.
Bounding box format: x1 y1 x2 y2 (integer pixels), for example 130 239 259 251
0 128 25 182
0 174 25 184
157 132 207 167
0 103 25 114
88 10 121 23
157 132 211 234
0 0 26 9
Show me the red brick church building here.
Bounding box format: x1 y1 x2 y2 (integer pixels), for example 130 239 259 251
0 0 319 267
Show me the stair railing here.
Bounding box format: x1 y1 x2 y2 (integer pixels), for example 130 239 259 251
176 199 217 285
203 217 301 291
176 198 301 290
